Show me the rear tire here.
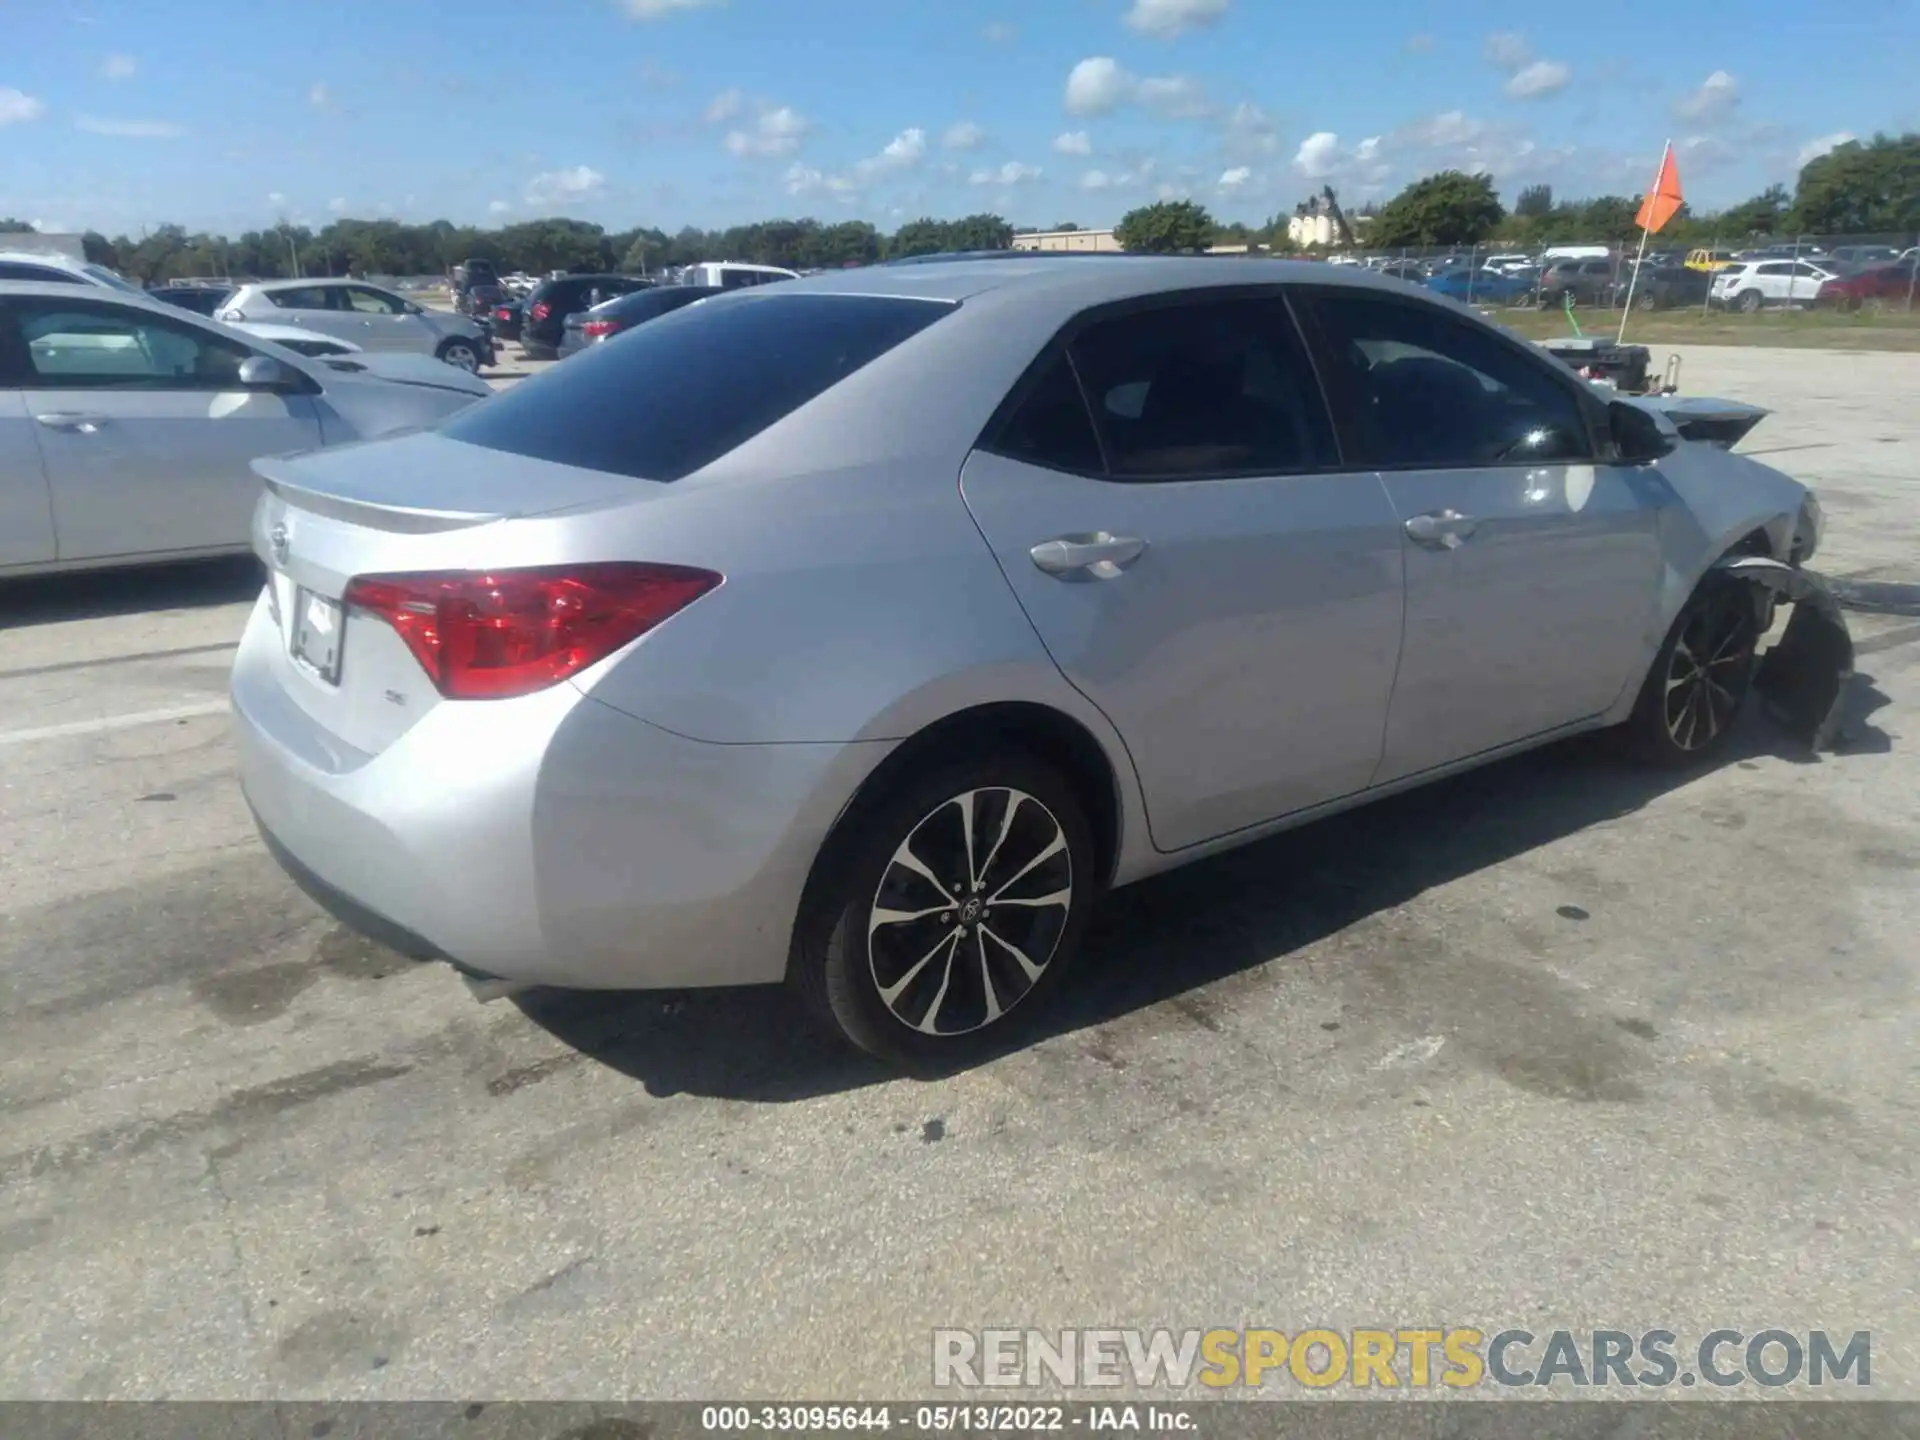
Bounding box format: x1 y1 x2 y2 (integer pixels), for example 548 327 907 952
1623 579 1761 768
1736 288 1765 314
791 752 1097 1071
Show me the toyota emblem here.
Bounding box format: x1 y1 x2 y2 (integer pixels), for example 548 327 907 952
269 522 290 566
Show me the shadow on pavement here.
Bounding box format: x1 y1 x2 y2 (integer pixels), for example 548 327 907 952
0 556 263 630
521 683 1894 1102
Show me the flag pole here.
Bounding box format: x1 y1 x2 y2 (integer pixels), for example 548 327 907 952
1616 138 1670 344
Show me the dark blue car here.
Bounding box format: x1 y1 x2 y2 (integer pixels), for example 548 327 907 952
1426 267 1534 304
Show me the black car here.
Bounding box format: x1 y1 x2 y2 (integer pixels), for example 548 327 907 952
489 296 524 343
1536 257 1621 308
1620 264 1712 311
555 283 722 359
148 284 235 316
457 281 508 320
519 273 653 358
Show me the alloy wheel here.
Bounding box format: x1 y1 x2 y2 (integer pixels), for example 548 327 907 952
1663 592 1753 751
866 787 1073 1037
441 342 480 372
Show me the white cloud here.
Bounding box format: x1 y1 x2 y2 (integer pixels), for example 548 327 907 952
100 53 137 81
1 88 49 125
308 82 330 107
848 127 927 181
327 196 348 214
524 164 606 206
982 20 1016 42
1123 0 1230 39
1293 131 1343 179
1218 165 1252 190
1399 109 1486 148
1796 131 1856 168
489 198 512 214
619 0 722 16
1053 129 1092 156
1065 57 1131 116
943 120 986 150
1482 31 1532 68
75 114 184 137
704 88 742 123
1504 59 1570 99
784 163 859 198
1080 169 1114 190
1675 70 1738 123
725 104 809 157
1064 57 1211 119
1223 101 1279 154
970 160 1041 185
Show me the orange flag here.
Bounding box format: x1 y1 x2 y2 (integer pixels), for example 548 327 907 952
1634 143 1684 234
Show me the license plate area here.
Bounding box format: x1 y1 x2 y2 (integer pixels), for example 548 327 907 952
291 586 344 684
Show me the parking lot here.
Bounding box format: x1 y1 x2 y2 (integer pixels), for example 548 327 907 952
2 343 1917 1400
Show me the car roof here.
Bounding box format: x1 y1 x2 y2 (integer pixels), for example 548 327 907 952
0 277 188 309
0 251 92 272
776 254 1428 307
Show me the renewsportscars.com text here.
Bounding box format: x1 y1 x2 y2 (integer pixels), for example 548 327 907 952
932 1328 1871 1390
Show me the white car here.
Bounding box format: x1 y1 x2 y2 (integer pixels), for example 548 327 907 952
229 321 363 358
0 280 492 577
217 279 495 371
1711 259 1841 312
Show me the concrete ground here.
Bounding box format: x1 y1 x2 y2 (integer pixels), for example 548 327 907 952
1 345 1916 1401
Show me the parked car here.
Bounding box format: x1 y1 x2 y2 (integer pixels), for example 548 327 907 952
1481 252 1533 274
1683 249 1739 273
1375 262 1425 284
489 297 524 343
556 284 722 359
231 258 1828 1069
457 281 508 320
1618 264 1714 311
0 250 147 292
678 261 800 289
217 279 495 372
0 280 490 577
1536 258 1621 308
149 284 236 316
1425 267 1534 304
1817 257 1919 310
1821 245 1901 270
519 273 655 358
1709 259 1841 311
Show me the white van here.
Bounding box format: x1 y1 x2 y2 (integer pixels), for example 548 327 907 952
1540 245 1613 262
681 261 799 290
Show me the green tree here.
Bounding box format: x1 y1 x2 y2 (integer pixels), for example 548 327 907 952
1513 184 1554 219
1367 171 1504 247
1579 196 1638 238
1790 134 1920 233
0 217 34 233
1051 221 1081 232
945 213 1014 251
1114 200 1215 253
1717 184 1789 237
887 217 951 257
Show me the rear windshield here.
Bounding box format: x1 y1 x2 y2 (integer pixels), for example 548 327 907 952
442 292 953 481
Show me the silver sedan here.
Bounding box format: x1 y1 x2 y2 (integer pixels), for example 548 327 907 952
233 257 1830 1068
0 280 491 577
217 279 495 372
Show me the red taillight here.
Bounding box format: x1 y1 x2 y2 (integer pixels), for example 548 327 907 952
580 319 620 339
341 564 721 700
494 305 513 320
530 301 551 321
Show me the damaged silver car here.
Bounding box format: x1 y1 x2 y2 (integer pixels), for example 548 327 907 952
234 259 1850 1067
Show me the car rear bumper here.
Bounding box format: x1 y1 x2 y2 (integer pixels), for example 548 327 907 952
231 597 888 989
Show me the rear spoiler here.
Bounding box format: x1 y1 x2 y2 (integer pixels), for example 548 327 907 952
1645 395 1771 449
253 454 501 534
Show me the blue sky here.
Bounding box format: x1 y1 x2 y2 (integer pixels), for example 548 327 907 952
3 0 1914 236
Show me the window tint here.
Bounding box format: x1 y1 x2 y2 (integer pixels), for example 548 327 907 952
269 286 339 310
1063 297 1336 479
1756 262 1792 277
345 286 407 314
442 292 953 482
0 262 82 283
13 299 252 389
988 353 1103 474
1306 292 1592 468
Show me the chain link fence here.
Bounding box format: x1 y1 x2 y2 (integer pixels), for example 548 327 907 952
1283 233 1920 316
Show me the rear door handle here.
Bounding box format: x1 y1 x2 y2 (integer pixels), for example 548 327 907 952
1403 509 1477 549
1029 533 1148 578
33 412 109 434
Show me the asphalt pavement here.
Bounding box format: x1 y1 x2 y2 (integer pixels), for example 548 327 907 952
1 345 1916 1400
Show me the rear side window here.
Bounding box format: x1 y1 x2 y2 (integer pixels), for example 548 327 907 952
442 292 953 482
268 286 338 309
989 355 1103 474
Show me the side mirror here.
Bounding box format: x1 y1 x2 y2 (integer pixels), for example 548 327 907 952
1609 399 1674 462
238 355 294 390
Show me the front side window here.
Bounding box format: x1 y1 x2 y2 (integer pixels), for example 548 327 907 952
1305 291 1592 468
442 292 953 481
1065 297 1337 479
344 286 408 315
13 299 252 389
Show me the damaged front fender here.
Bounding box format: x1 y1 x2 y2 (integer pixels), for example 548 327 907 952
1714 556 1855 751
